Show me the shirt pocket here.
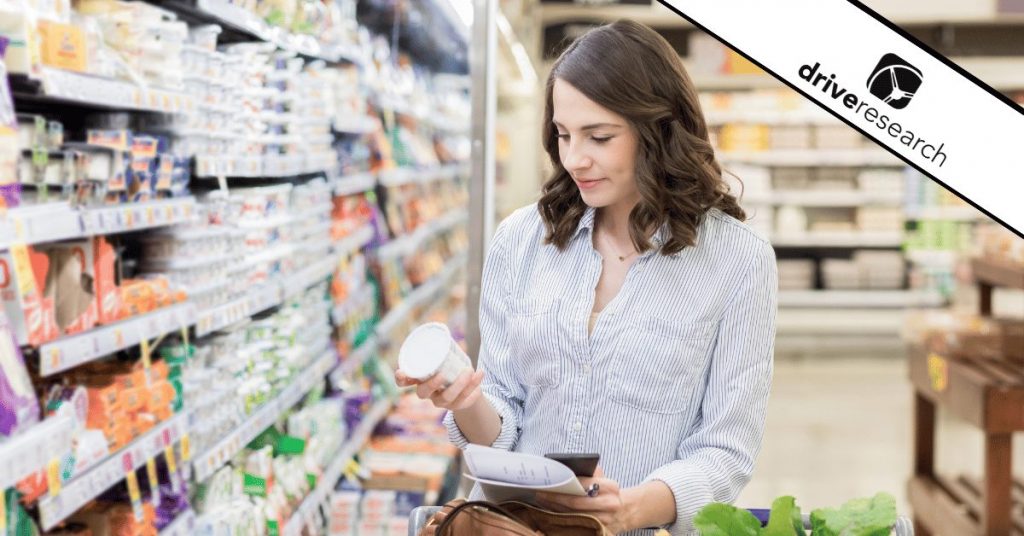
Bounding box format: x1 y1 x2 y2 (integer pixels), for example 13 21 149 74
607 315 716 415
508 297 562 388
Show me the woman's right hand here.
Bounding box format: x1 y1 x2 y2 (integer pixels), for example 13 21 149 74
395 369 486 411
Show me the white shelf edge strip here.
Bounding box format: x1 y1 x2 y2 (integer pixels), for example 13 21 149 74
334 335 380 381
39 302 198 377
0 198 197 250
331 285 375 326
159 508 197 536
282 397 394 536
38 413 189 530
191 350 337 482
0 415 75 490
333 172 377 197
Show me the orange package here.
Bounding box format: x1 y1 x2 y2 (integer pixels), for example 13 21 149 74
117 387 145 413
118 280 156 317
94 236 122 324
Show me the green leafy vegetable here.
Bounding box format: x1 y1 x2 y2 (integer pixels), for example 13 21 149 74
763 496 804 536
693 503 762 536
809 493 897 536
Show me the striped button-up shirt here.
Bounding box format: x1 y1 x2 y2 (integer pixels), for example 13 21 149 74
444 204 778 535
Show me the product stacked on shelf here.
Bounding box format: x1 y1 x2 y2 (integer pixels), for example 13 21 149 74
902 224 1024 536
330 394 460 536
1 0 472 533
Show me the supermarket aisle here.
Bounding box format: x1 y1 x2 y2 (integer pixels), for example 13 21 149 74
738 353 1024 517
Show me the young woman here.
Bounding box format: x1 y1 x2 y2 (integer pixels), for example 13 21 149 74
396 20 777 535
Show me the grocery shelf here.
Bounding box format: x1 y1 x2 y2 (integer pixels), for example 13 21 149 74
690 73 783 90
742 190 904 207
194 152 337 179
0 415 75 490
333 172 377 197
194 296 250 338
776 307 905 336
377 208 468 259
195 227 373 337
159 508 197 536
378 163 466 188
705 109 840 126
333 335 380 382
905 205 987 221
38 412 189 530
908 474 998 536
331 285 375 327
333 116 379 135
905 249 958 267
375 252 467 336
283 397 394 536
770 231 904 248
971 258 1024 289
160 0 352 64
719 149 903 167
778 289 946 308
191 349 337 481
12 66 196 113
39 302 198 377
0 197 197 250
908 344 1024 432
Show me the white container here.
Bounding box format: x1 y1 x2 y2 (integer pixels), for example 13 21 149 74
398 322 472 385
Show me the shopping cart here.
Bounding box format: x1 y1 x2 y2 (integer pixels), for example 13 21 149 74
407 505 915 535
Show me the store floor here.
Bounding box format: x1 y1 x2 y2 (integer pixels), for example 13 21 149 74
738 352 1024 518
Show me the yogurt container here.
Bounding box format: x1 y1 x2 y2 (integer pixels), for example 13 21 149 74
398 322 472 386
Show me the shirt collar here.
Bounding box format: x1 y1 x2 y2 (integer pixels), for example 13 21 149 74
573 206 684 258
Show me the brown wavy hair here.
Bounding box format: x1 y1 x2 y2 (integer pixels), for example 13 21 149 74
538 20 745 255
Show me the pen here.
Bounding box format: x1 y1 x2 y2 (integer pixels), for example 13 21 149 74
587 483 600 497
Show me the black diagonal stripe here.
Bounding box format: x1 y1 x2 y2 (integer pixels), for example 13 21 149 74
655 0 1024 239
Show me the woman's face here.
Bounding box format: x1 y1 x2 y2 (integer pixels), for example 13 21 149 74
552 79 640 211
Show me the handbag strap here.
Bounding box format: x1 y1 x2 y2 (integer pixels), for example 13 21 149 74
435 500 524 533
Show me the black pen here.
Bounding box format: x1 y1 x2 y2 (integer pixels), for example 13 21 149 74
587 483 600 497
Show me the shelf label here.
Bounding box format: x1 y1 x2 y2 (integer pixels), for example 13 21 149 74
113 328 125 348
123 453 144 521
0 488 6 531
181 434 191 461
146 457 161 507
927 353 949 392
163 432 182 493
140 338 152 386
48 347 63 373
46 458 61 496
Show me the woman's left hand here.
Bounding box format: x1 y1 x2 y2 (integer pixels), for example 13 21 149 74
534 468 634 534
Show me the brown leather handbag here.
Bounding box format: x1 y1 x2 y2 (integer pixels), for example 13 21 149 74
418 499 613 536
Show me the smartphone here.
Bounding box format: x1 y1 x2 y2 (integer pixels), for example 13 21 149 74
544 453 600 477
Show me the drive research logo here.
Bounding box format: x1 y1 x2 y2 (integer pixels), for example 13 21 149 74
866 53 922 109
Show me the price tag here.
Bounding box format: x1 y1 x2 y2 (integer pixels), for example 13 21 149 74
0 487 6 531
114 328 124 348
48 347 62 374
146 457 161 507
124 466 144 521
181 434 191 461
47 458 61 496
928 353 949 392
163 429 182 493
146 206 155 225
140 338 153 386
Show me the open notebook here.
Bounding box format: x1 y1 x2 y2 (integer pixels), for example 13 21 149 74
463 445 588 503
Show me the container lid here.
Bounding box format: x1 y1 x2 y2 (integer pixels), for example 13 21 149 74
398 322 451 380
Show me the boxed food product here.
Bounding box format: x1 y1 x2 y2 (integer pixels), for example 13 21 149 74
41 240 98 335
0 245 60 345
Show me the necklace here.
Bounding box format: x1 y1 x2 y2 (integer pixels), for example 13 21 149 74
598 229 637 262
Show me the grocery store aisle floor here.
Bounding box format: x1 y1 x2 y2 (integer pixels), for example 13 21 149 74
738 353 1024 518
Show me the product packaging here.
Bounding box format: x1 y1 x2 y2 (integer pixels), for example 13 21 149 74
0 245 60 346
0 312 40 436
397 322 472 386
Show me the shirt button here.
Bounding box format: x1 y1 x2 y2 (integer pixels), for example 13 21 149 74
573 422 582 432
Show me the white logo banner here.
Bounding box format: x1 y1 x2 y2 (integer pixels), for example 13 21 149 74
661 0 1024 236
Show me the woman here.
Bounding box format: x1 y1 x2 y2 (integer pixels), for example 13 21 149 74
396 20 777 535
